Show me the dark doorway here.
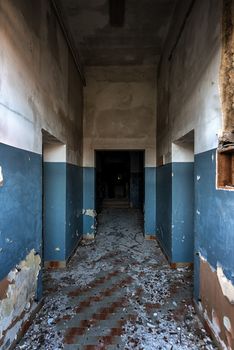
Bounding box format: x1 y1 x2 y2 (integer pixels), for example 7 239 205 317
95 151 144 211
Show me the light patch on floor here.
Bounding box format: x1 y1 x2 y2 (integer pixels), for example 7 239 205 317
16 210 217 349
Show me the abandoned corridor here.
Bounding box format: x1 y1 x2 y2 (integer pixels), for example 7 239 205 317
0 1 234 349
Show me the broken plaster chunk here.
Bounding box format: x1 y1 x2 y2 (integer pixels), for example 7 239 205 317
0 166 3 186
82 209 96 217
223 316 232 332
0 249 41 338
217 265 234 304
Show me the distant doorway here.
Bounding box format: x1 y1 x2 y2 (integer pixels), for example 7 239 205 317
95 151 144 211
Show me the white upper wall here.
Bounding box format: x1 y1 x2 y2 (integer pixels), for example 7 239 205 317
0 1 83 166
43 143 66 163
83 66 157 167
157 0 223 163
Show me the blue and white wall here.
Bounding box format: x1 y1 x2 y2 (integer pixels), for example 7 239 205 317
156 0 234 348
0 1 83 348
83 66 157 237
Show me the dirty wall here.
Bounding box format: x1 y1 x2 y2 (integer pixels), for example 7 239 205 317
0 0 83 348
156 0 234 348
83 66 157 236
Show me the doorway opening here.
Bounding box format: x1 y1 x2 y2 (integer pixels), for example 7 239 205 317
42 130 66 269
95 150 144 212
172 130 195 264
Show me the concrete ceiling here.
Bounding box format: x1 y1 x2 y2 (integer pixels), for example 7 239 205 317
59 0 177 66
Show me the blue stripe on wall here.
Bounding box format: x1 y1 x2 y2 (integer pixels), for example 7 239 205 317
66 164 83 259
156 162 194 263
83 167 95 236
144 167 156 235
156 149 234 301
156 163 172 259
194 149 234 287
172 162 194 263
0 143 42 281
43 162 66 261
43 162 83 262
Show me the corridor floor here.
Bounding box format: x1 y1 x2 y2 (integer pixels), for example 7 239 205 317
16 209 217 350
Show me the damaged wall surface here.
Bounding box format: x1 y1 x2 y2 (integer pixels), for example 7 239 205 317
0 0 233 349
0 0 83 347
156 0 234 348
83 66 157 236
0 250 40 349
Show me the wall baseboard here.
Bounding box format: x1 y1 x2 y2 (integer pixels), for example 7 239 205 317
170 262 193 269
155 236 193 269
82 233 95 240
44 234 83 269
145 234 156 240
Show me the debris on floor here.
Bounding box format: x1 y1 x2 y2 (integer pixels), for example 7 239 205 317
16 209 217 350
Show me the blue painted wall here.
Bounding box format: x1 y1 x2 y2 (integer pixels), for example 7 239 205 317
156 150 234 302
172 162 194 262
83 167 95 236
0 143 42 281
156 163 172 259
43 162 83 262
156 162 194 263
66 164 83 259
43 162 66 261
144 167 156 235
194 149 234 298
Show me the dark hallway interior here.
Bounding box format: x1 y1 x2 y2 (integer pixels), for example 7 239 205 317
95 151 144 211
0 0 233 349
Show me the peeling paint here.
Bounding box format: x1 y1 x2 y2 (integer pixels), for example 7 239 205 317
200 257 234 349
223 316 232 333
0 249 41 348
217 265 234 304
0 166 3 187
82 209 96 218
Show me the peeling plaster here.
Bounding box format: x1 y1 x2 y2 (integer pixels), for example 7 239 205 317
0 249 41 347
217 265 234 304
199 256 234 349
223 316 232 333
0 166 3 186
82 209 96 218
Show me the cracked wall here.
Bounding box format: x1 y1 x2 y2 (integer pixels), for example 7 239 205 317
0 0 84 348
156 1 234 348
0 250 41 349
